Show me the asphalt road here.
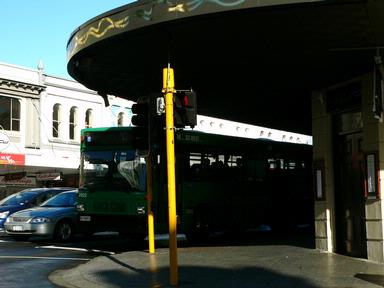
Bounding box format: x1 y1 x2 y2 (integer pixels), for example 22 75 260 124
0 232 147 288
0 229 316 288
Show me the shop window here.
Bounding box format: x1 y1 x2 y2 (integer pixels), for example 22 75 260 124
0 96 20 131
52 103 61 138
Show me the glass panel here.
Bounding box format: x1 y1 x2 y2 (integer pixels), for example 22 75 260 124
85 109 93 128
336 111 362 134
0 97 10 130
118 112 124 126
70 124 75 139
10 98 20 131
69 107 76 140
53 104 61 137
12 119 20 131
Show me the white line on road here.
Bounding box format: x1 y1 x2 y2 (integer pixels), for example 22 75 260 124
0 255 90 261
35 245 115 255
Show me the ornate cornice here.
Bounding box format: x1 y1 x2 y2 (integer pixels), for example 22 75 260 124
67 0 254 59
0 78 46 98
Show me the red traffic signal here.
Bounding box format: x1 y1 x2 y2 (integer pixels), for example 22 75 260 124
174 91 197 128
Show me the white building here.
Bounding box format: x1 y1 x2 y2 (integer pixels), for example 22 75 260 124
0 62 134 197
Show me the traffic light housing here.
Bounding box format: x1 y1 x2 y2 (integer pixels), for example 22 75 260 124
131 102 149 127
174 91 197 128
131 97 150 155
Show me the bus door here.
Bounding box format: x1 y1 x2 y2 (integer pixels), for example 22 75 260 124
334 131 367 258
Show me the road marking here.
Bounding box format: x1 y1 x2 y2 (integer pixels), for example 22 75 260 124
36 245 115 255
0 255 90 261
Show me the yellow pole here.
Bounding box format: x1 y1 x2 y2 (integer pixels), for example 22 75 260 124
146 153 155 254
163 66 178 286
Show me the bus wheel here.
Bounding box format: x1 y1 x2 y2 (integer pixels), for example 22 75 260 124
54 220 74 242
185 210 210 243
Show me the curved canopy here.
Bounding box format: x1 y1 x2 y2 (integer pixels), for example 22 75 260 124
67 0 384 134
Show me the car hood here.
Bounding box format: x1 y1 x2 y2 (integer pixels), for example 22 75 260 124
11 207 76 218
0 204 28 213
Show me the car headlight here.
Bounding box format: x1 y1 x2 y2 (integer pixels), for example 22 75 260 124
31 217 51 223
0 211 9 219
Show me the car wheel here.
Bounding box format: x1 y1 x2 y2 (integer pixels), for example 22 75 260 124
54 220 74 242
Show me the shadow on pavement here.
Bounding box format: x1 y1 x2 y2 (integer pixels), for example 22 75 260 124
27 227 315 255
355 273 384 287
178 228 315 250
100 255 321 288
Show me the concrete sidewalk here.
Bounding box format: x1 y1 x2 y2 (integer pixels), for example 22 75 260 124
50 242 384 288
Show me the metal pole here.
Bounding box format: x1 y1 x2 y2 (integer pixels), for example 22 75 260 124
146 153 155 254
163 66 178 286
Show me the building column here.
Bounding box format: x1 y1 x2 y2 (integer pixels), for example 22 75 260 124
312 90 336 253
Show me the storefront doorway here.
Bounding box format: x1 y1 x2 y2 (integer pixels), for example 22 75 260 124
333 112 367 258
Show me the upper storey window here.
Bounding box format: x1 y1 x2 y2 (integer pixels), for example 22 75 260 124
0 96 20 131
85 109 93 128
52 103 61 138
69 106 78 140
117 112 124 126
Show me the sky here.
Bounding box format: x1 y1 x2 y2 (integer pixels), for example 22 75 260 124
0 1 134 80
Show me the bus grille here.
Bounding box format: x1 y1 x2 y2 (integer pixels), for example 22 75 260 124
94 201 126 212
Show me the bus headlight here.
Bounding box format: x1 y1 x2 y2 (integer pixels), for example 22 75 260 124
76 204 85 212
137 206 146 215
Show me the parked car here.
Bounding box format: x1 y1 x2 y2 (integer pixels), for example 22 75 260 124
0 187 75 232
5 189 79 241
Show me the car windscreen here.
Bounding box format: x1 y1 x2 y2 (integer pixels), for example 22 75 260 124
40 192 77 207
0 192 38 206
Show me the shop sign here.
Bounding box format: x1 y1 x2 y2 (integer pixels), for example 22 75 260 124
36 172 61 181
0 176 36 186
4 172 27 181
0 153 25 165
0 133 10 151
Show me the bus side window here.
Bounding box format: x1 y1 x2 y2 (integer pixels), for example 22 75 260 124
254 160 267 181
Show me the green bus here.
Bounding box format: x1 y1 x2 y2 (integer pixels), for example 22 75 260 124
77 126 313 240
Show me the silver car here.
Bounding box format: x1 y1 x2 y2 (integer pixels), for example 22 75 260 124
5 189 78 242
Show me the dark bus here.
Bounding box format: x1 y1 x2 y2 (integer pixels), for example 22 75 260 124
78 126 313 240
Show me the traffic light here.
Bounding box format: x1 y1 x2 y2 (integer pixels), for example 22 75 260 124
131 97 149 155
174 91 197 128
131 102 149 127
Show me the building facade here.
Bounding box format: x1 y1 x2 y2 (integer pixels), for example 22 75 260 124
312 67 384 263
0 62 134 197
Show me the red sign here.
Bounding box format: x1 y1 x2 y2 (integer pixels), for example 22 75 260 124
0 153 25 165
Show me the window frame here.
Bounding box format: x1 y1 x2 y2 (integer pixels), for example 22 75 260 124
52 103 62 138
85 108 93 128
69 106 78 141
0 96 21 132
